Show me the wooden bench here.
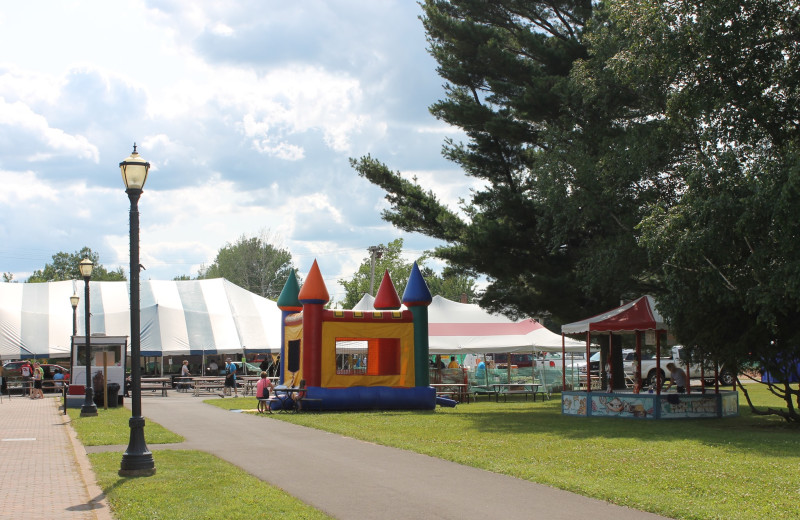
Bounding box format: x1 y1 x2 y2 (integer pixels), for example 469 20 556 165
256 397 282 413
140 383 169 396
193 382 225 396
295 397 322 412
496 389 537 402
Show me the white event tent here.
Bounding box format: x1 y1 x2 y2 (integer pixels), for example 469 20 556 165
0 279 282 360
353 294 586 354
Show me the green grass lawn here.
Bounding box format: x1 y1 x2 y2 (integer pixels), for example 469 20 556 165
212 384 799 520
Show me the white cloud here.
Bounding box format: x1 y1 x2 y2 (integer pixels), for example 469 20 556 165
0 98 99 162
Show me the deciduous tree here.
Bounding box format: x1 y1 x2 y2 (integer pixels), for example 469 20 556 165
198 231 295 300
338 238 477 309
26 247 126 282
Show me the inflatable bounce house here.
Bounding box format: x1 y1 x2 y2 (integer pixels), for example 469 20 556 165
273 260 436 411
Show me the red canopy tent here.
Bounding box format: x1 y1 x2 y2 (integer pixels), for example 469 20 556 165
561 296 669 393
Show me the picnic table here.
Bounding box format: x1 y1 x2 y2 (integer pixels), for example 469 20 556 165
491 383 542 402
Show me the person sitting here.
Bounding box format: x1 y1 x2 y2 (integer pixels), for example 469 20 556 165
292 379 307 411
256 371 274 413
664 362 688 393
52 369 65 387
447 356 460 369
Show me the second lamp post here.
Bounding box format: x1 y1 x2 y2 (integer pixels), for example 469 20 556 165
79 258 97 417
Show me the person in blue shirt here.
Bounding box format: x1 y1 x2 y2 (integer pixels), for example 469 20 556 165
476 358 487 385
223 358 238 397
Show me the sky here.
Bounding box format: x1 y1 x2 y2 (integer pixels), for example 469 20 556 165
0 0 482 303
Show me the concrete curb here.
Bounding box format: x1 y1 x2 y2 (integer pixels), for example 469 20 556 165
60 407 115 520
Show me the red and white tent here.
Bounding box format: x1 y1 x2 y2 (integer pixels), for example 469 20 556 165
354 294 586 354
560 295 667 334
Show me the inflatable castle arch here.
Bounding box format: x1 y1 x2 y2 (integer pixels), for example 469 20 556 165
273 260 436 411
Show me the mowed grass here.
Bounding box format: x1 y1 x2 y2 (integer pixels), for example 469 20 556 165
213 385 799 520
67 406 184 445
89 450 332 520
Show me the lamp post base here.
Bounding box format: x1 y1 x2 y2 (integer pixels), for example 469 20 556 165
119 416 155 477
118 465 156 477
80 387 98 417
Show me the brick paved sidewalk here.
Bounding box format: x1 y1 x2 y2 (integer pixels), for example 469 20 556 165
0 394 113 519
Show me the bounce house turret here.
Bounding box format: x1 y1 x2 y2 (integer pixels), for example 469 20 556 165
373 270 402 310
402 262 433 387
297 260 329 387
276 269 302 385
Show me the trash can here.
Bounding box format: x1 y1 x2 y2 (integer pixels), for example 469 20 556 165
106 383 120 407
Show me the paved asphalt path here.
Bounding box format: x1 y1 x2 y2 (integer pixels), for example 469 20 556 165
101 392 671 520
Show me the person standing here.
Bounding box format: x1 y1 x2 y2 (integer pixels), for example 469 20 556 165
20 361 33 396
223 358 238 397
256 371 274 413
31 362 44 399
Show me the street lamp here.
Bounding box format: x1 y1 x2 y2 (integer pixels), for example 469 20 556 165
68 293 79 416
119 143 156 476
79 258 97 417
70 293 80 336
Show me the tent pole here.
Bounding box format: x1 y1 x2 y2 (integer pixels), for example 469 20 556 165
561 335 566 390
585 332 591 392
607 331 613 392
635 331 642 393
656 332 662 395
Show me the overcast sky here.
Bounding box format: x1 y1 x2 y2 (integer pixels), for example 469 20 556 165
0 1 481 303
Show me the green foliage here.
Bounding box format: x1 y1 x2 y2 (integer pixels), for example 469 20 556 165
336 238 477 309
353 1 665 323
26 247 126 282
198 231 295 300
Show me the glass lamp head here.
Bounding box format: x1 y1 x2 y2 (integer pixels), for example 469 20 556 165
120 143 150 190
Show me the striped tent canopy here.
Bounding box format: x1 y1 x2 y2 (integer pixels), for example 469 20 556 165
353 294 586 353
0 279 282 359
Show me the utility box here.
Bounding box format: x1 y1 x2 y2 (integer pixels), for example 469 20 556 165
71 334 128 406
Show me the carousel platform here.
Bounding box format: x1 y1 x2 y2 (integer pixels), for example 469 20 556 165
561 389 738 419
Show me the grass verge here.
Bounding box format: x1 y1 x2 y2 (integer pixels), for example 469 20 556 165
210 384 799 520
67 406 332 519
89 450 332 520
67 407 184 445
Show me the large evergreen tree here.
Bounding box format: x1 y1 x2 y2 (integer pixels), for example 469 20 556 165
353 0 678 323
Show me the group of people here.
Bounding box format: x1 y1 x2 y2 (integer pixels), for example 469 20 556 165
23 361 45 399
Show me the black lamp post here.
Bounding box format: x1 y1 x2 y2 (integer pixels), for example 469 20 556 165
119 143 156 476
79 258 97 417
